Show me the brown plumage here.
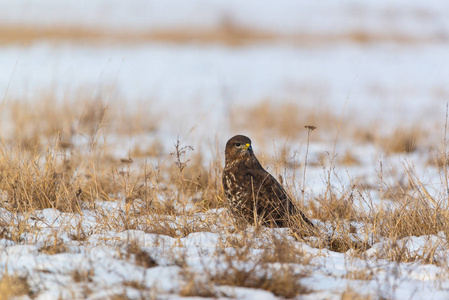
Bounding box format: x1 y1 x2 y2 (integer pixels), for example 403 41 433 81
222 135 314 228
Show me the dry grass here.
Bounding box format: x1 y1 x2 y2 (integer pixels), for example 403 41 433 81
170 230 314 298
375 165 449 241
0 94 163 214
121 240 158 268
376 200 447 240
353 125 428 154
304 156 449 256
0 273 32 299
210 261 310 298
0 148 84 212
311 192 361 222
379 127 422 154
198 231 312 298
345 269 374 281
230 100 341 142
259 234 312 265
1 94 449 297
339 150 361 166
230 101 430 158
341 287 372 300
39 239 69 255
130 139 164 158
0 24 275 46
2 94 159 148
179 269 217 298
0 24 444 46
72 268 94 283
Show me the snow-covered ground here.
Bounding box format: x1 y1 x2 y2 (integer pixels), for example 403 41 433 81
1 43 447 147
3 203 449 300
1 1 449 299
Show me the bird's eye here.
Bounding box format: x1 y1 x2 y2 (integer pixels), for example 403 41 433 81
235 143 241 147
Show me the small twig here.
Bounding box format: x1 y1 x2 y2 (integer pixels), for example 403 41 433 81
443 103 449 199
2 59 19 108
302 125 316 204
170 136 194 174
170 136 194 216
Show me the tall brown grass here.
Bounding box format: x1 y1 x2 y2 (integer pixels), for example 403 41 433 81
0 23 441 46
0 94 448 298
0 273 32 300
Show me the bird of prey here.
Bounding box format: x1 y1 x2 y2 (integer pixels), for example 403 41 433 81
222 135 314 228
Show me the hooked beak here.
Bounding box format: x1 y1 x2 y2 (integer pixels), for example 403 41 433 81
244 143 253 153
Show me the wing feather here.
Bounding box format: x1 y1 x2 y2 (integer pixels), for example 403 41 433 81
247 168 314 227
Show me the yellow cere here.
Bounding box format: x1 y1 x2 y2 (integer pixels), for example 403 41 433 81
245 143 250 148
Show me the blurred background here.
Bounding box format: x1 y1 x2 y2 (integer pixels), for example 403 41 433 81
0 0 449 159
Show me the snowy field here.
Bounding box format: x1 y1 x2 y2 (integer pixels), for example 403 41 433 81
1 1 449 299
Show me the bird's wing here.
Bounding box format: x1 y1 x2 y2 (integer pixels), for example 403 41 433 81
247 168 314 227
246 168 291 205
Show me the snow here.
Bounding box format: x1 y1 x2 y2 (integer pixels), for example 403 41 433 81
2 206 449 299
1 42 448 149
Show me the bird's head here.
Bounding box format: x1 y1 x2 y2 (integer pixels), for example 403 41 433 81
225 135 253 165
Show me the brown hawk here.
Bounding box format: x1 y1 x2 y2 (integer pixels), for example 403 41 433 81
222 135 314 228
